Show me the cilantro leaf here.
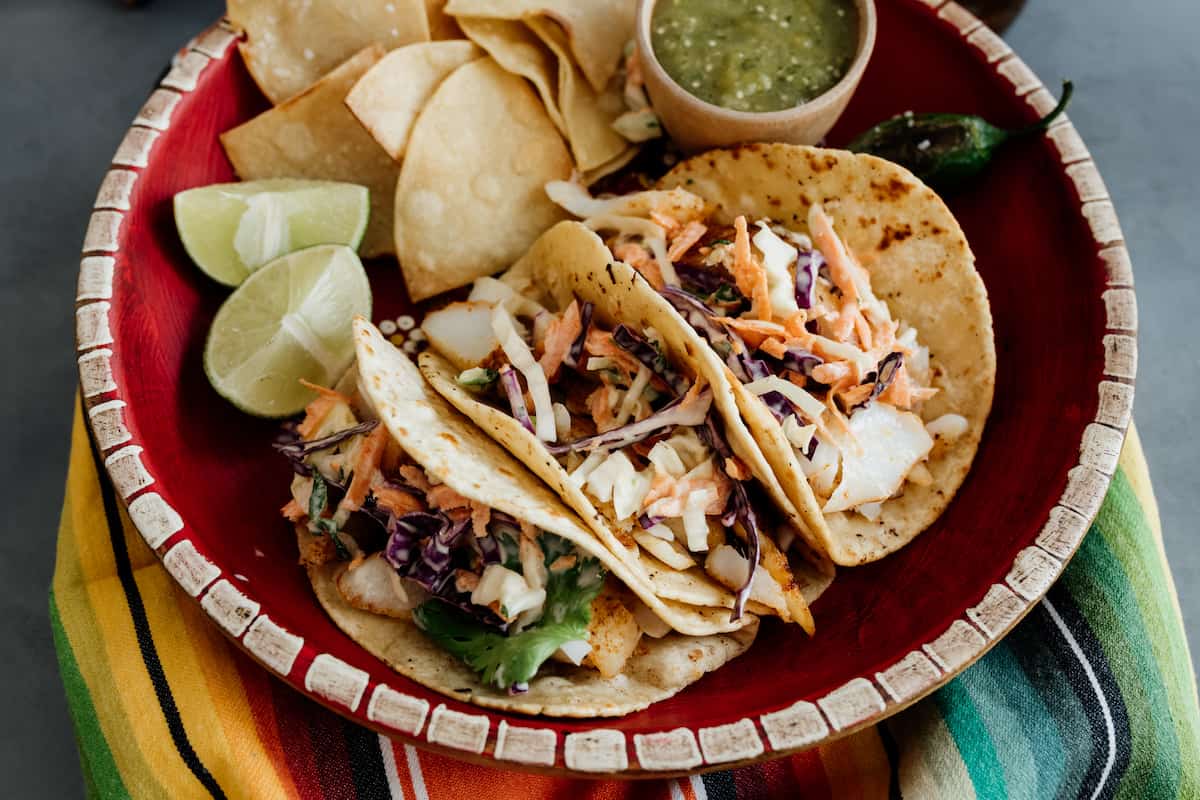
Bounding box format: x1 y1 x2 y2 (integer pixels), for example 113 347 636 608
413 547 605 689
308 473 350 560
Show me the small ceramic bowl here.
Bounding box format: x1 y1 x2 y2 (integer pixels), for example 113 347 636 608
636 0 878 152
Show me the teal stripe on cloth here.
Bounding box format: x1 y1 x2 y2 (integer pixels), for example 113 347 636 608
961 641 1065 800
935 681 1008 799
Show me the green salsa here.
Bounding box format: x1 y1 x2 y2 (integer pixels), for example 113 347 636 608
651 0 859 113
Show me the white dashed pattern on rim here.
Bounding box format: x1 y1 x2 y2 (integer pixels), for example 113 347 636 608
75 5 1137 774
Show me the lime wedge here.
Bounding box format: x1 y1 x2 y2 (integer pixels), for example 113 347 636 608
204 244 372 417
174 179 370 287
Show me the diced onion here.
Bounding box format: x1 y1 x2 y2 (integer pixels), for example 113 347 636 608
682 489 716 552
569 451 607 488
585 452 653 521
556 639 592 665
753 221 800 317
647 441 687 478
926 413 969 441
744 376 827 421
552 403 572 440
491 307 557 442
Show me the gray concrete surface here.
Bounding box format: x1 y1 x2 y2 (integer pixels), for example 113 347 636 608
0 0 1194 796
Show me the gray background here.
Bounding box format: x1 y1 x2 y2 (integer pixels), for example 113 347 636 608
2 0 1195 795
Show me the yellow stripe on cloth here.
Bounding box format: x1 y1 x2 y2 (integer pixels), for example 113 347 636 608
817 728 890 798
1120 425 1197 705
53 399 297 799
890 694 978 799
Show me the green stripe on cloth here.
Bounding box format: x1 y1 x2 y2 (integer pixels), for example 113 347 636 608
50 592 131 800
935 681 1008 799
1080 469 1200 798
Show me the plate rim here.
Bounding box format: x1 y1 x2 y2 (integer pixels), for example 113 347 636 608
73 3 1138 778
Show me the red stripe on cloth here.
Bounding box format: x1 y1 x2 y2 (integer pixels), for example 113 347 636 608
269 677 330 798
232 652 302 800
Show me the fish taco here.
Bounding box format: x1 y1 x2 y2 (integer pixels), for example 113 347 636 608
418 221 834 634
278 318 759 716
546 143 996 566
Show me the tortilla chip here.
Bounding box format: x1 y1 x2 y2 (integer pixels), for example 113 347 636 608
354 319 751 638
394 57 571 301
221 46 399 258
345 41 482 162
423 0 464 39
444 0 635 93
310 558 757 716
455 18 566 133
657 144 996 566
525 16 630 172
228 0 431 104
582 144 639 186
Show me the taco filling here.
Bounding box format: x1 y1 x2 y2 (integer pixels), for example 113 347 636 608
421 279 807 625
277 386 656 691
546 181 970 524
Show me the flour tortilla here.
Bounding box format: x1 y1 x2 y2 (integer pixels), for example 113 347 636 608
228 0 430 104
418 221 824 628
657 144 996 566
220 46 399 258
310 556 757 717
444 0 635 93
353 318 749 638
394 57 572 301
345 41 482 161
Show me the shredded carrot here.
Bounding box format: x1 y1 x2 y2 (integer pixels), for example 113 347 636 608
667 221 707 261
470 502 491 538
649 209 681 235
783 313 813 340
587 385 619 432
585 328 644 377
281 498 306 522
296 394 341 439
830 300 859 342
853 312 874 351
807 204 860 304
342 425 389 511
716 317 788 350
427 483 470 511
783 370 808 390
759 337 789 359
812 361 852 385
612 242 664 289
839 383 874 408
299 379 353 403
642 471 676 508
724 457 752 481
397 465 433 493
380 437 405 474
732 216 772 320
372 485 424 516
538 301 582 381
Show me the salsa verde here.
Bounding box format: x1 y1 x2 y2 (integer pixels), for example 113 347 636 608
651 0 859 113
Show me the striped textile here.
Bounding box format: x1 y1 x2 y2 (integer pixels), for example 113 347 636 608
52 399 1200 798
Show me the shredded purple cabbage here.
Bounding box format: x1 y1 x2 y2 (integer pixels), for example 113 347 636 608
794 250 823 310
764 346 823 378
698 416 759 620
872 352 904 400
544 389 712 456
638 513 664 530
612 324 689 396
758 391 800 423
273 420 378 474
660 287 730 344
499 365 534 434
563 301 594 369
674 263 731 295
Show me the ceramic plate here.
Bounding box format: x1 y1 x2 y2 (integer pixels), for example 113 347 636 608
75 0 1136 777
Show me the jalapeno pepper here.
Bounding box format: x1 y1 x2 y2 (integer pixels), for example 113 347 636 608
847 81 1073 192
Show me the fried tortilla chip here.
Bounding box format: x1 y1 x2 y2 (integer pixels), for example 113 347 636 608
455 18 566 133
423 0 464 40
228 0 431 104
526 16 631 172
394 57 571 300
221 46 400 259
345 41 482 162
444 0 635 93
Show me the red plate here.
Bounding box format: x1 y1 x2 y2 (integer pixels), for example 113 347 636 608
75 0 1136 777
